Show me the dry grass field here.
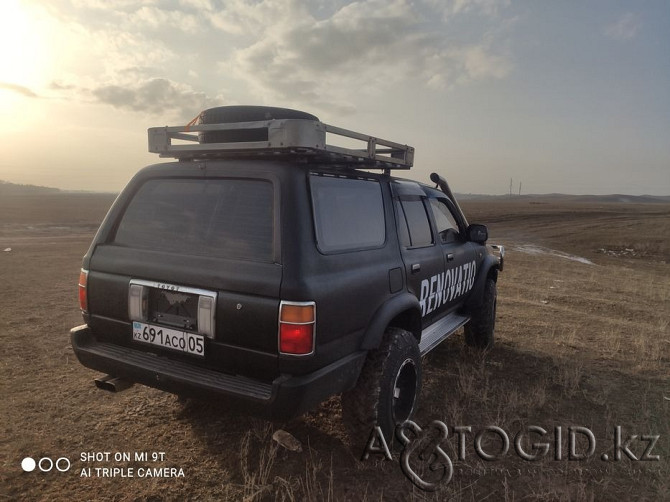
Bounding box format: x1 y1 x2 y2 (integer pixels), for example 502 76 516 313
1 192 668 501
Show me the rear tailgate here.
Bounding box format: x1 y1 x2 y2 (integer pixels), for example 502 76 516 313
85 175 282 382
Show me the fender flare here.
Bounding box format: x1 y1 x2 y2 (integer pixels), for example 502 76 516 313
464 255 500 312
360 293 422 350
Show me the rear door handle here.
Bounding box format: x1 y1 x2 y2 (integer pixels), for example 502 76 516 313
446 253 455 262
411 263 421 273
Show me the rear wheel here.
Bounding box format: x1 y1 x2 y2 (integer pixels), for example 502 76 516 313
342 328 422 450
464 278 496 349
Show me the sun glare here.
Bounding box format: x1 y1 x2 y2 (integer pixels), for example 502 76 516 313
0 0 50 98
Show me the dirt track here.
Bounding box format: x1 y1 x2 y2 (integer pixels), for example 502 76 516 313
1 194 668 501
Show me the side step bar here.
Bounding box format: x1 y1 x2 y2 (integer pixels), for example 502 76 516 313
418 312 470 355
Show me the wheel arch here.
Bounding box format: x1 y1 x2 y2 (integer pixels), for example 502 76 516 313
361 293 422 350
464 254 500 312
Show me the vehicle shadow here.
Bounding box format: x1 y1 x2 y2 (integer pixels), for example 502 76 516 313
174 334 669 500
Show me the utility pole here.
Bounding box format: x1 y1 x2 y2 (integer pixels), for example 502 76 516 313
509 178 513 197
519 181 522 196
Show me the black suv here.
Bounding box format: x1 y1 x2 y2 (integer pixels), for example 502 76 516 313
71 106 504 442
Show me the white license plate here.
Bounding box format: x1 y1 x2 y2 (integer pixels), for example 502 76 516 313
132 322 205 357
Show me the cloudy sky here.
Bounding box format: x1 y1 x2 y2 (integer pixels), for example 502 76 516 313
1 0 668 194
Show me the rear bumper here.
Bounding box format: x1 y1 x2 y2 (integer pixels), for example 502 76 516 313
70 325 366 421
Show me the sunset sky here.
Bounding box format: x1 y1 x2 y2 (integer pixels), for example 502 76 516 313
1 0 668 195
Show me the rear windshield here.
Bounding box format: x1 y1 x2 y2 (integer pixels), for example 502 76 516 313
114 178 274 262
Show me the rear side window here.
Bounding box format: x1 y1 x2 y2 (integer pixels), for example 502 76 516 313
310 175 385 253
400 199 433 247
114 178 274 262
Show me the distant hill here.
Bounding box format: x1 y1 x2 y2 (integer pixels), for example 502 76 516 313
554 194 670 204
456 193 670 204
1 179 666 202
0 181 112 195
0 180 61 195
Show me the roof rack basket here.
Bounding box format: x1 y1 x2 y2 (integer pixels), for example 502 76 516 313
148 118 414 170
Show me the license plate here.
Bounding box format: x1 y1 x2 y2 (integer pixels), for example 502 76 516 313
132 322 205 357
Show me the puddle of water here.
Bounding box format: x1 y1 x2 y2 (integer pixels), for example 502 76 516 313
513 244 594 265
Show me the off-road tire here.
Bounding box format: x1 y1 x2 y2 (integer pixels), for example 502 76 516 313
341 327 421 452
464 278 496 349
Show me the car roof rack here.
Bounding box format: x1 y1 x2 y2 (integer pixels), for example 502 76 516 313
148 118 414 170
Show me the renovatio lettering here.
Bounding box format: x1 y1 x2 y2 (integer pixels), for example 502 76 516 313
420 261 476 316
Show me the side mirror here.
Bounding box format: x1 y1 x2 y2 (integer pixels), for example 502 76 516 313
467 224 488 244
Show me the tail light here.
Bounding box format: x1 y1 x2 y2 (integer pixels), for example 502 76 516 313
78 269 88 312
279 301 316 355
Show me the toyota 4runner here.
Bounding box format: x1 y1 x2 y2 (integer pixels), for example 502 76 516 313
71 106 504 442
